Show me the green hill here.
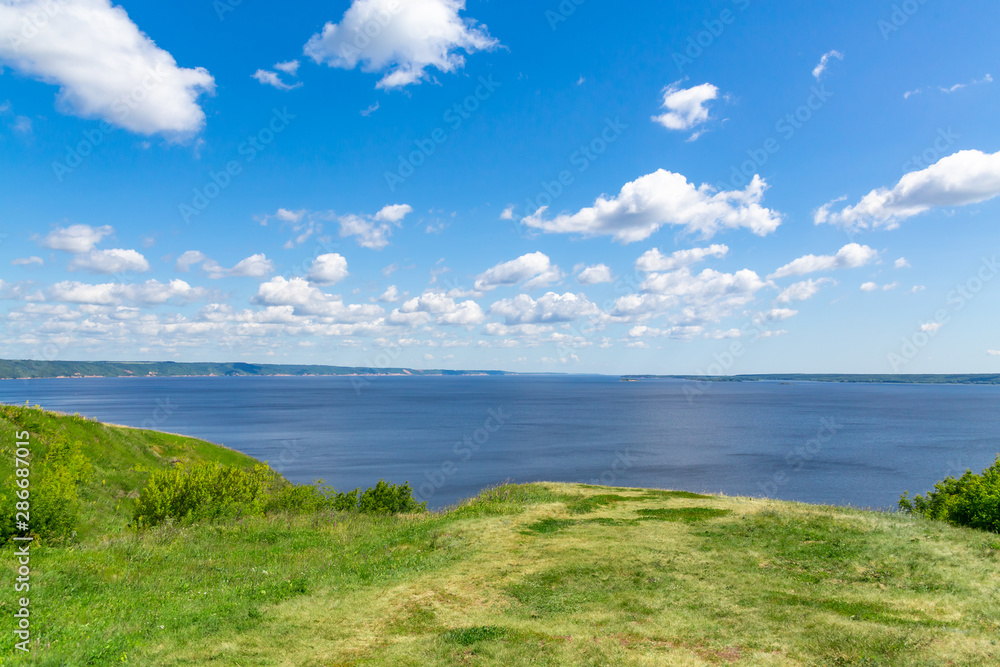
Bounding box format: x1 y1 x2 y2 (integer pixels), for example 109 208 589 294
0 359 511 380
1 407 998 665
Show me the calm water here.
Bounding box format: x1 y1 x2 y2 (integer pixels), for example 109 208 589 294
1 375 997 510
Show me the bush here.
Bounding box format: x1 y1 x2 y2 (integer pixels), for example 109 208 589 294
345 480 427 515
134 468 426 528
133 462 275 527
264 483 332 514
900 456 1000 533
0 439 92 544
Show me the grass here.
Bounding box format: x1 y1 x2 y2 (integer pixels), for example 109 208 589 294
1 407 999 665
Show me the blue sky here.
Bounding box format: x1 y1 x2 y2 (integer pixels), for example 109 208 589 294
1 0 999 374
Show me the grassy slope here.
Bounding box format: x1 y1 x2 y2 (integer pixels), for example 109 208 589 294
2 411 999 666
0 405 261 540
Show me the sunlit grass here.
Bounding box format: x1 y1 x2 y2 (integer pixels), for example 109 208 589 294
1 407 999 665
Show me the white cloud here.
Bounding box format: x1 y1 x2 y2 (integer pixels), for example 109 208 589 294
812 50 843 79
0 0 215 136
252 69 301 91
860 282 879 292
638 267 766 307
988 350 1000 356
576 264 614 285
882 281 899 291
274 60 299 76
920 322 943 333
304 0 497 89
306 253 349 285
776 278 834 304
176 250 208 272
894 257 911 269
769 243 878 279
68 248 149 274
628 325 705 340
253 276 382 321
338 204 412 249
651 82 718 140
759 308 798 322
205 254 275 279
378 285 399 302
815 150 1000 230
394 291 485 326
490 292 599 325
499 205 515 220
39 224 113 253
636 244 728 273
474 252 563 291
11 256 43 267
523 170 781 243
905 74 992 99
48 279 206 306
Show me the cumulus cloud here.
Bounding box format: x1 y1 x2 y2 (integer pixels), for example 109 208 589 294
304 0 497 89
651 82 718 140
204 254 275 279
394 291 485 326
11 256 43 267
176 250 208 272
378 285 400 302
611 266 767 328
815 150 1000 230
988 350 1000 356
68 248 149 274
635 244 728 273
776 278 834 304
523 170 781 243
306 253 349 285
338 204 412 249
253 276 382 321
894 257 911 269
0 0 215 136
48 279 206 306
39 224 113 253
177 251 274 279
490 292 599 325
769 243 878 279
860 282 878 292
812 50 843 79
576 264 614 285
474 252 563 291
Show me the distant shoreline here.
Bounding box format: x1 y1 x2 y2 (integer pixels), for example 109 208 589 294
621 374 1000 386
0 358 515 381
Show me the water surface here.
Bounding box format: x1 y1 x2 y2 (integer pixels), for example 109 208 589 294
2 375 996 510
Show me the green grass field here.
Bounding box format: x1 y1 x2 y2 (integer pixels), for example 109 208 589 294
2 406 999 665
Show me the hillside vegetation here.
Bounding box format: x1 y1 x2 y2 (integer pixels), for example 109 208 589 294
1 406 999 665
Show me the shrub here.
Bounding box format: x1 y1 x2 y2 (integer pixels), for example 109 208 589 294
133 462 275 527
134 468 426 528
265 483 332 514
900 456 1000 533
0 439 92 544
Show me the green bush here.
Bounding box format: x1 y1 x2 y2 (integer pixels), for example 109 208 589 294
133 462 275 527
900 456 1000 533
134 467 426 528
328 480 426 515
264 483 332 514
0 439 92 544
